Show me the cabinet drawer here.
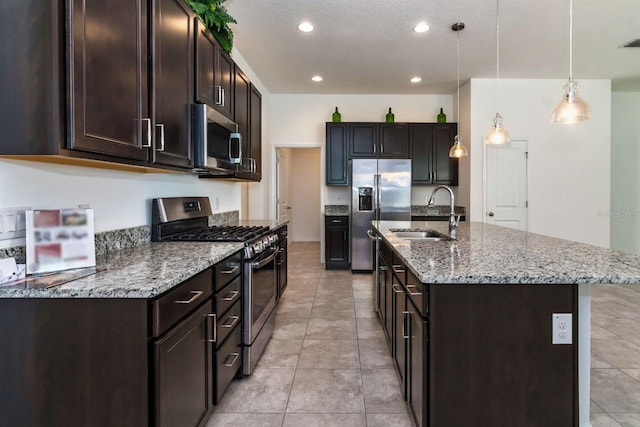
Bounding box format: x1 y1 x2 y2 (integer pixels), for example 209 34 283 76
214 300 241 349
213 325 241 404
214 275 241 316
152 269 213 337
406 270 428 316
214 251 242 290
326 216 348 227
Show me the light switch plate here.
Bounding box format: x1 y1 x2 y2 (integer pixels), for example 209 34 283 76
0 206 31 241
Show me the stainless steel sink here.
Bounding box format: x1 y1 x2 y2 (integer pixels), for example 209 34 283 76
391 229 454 242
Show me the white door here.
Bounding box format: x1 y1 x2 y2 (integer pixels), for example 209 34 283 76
276 149 291 224
485 140 528 231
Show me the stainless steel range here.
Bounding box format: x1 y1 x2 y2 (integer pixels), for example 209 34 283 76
151 197 278 376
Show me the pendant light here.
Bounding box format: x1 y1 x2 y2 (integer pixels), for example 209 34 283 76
485 0 510 145
551 0 591 124
449 22 468 158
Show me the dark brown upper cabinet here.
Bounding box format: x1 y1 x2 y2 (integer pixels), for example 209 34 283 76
379 124 409 158
195 19 233 120
348 123 409 159
410 123 458 186
249 84 262 181
151 0 195 169
234 66 250 175
325 123 349 186
68 0 151 162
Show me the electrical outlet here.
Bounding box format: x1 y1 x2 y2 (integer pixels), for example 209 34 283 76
552 313 572 344
0 206 31 241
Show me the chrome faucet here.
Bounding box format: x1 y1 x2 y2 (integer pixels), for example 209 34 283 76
426 185 460 238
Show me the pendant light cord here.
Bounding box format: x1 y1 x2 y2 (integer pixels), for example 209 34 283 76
457 29 460 128
569 0 573 80
496 0 501 113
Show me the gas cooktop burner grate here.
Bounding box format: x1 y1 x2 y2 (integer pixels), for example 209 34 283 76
168 225 270 242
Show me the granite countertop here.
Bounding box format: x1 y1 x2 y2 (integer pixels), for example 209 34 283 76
324 205 349 216
411 205 466 216
0 219 288 299
372 220 640 285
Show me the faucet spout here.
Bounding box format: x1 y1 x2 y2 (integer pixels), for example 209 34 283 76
426 185 459 238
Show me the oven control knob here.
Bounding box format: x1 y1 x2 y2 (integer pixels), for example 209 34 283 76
269 235 278 244
253 242 262 253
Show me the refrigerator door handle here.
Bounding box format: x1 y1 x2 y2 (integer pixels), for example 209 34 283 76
375 174 381 220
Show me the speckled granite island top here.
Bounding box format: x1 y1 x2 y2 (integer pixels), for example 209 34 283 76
372 220 640 285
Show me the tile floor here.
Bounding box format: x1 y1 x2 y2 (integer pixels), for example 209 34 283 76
208 242 640 426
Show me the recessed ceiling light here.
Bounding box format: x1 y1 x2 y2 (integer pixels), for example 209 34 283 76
410 76 422 83
312 75 323 82
298 21 314 32
413 22 430 33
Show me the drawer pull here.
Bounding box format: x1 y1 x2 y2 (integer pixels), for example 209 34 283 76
406 285 422 296
331 219 342 223
221 315 240 329
403 311 410 339
392 284 403 294
221 265 239 275
223 352 240 368
174 290 204 304
222 290 240 302
392 265 405 274
207 313 217 343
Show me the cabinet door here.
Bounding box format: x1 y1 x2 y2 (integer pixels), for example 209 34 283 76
408 305 427 427
154 301 212 427
195 20 216 107
409 124 434 185
215 50 234 119
432 124 458 185
249 84 262 180
234 67 250 173
152 0 194 168
69 0 150 161
325 220 349 269
326 123 348 185
349 123 378 158
379 124 409 158
393 281 407 398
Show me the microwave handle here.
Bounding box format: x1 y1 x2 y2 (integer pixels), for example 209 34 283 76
229 133 241 162
156 123 165 152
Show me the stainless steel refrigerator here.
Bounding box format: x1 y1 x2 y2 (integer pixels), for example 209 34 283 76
351 158 412 271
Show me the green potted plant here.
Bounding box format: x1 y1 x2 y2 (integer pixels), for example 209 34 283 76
187 0 237 54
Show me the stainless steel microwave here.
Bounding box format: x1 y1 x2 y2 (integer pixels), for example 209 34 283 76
192 103 242 175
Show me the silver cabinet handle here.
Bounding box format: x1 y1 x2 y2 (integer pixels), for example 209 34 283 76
156 123 165 152
379 265 389 271
403 311 410 339
174 290 203 304
252 249 279 269
406 284 422 296
221 315 240 329
215 86 223 105
207 313 217 343
331 219 342 223
221 265 239 275
392 284 403 294
221 88 225 107
381 141 384 153
366 229 379 241
251 158 256 173
222 290 239 302
373 142 376 154
223 352 240 368
141 118 152 148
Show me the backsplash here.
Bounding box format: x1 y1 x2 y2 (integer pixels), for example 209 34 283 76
0 210 239 263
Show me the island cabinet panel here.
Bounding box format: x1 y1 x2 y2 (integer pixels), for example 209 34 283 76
428 284 578 427
0 298 149 427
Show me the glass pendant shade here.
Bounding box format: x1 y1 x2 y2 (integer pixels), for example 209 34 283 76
485 113 510 145
449 135 468 158
551 79 591 124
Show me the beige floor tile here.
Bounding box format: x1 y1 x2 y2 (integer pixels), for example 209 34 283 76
590 412 623 427
610 413 640 426
215 367 296 413
259 339 303 368
298 339 360 369
361 368 407 413
305 317 357 340
273 317 309 340
205 413 284 427
593 339 640 369
592 369 640 413
356 317 386 340
366 413 415 427
355 302 377 319
358 338 394 369
282 413 366 427
622 370 640 382
286 369 365 413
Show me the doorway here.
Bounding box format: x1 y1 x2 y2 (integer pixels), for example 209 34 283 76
484 140 528 231
276 147 321 242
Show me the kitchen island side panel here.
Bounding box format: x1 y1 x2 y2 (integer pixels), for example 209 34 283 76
0 299 149 427
429 284 578 427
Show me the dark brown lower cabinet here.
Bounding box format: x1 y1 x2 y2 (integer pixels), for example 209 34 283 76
392 277 407 399
325 216 350 269
154 301 212 427
408 300 426 427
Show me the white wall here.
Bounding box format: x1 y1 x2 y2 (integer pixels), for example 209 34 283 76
270 94 457 211
0 159 241 248
289 148 321 242
468 78 611 247
611 91 640 254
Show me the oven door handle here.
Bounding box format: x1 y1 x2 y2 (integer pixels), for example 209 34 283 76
251 249 279 270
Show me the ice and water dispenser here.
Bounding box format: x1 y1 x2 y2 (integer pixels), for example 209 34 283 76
357 187 373 211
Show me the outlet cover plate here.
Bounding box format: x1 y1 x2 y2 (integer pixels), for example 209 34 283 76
552 313 573 345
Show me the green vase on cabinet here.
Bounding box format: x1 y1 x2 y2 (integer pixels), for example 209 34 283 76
332 107 341 123
437 108 446 123
385 108 394 123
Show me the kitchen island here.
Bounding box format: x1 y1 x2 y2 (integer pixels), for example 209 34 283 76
371 220 640 427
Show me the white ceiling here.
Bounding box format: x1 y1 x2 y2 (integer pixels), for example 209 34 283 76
225 0 640 94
